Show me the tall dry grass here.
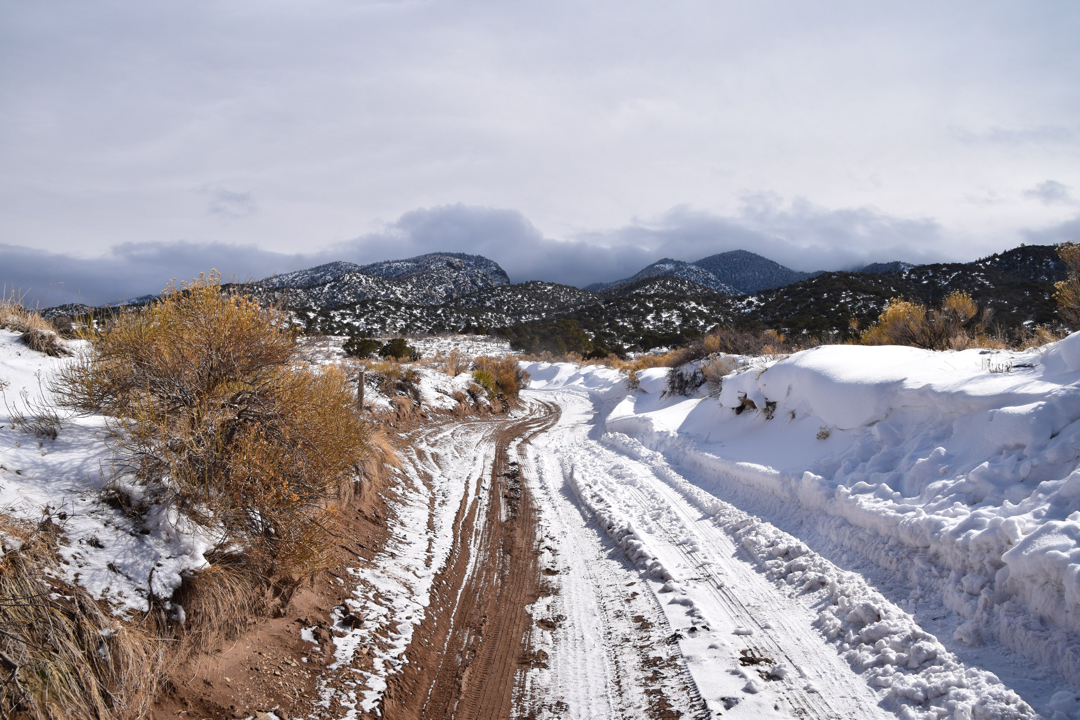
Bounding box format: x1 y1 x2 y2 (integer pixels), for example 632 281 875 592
0 294 68 357
0 515 163 720
1056 242 1080 330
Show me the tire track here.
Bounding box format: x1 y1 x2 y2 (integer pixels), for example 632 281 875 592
382 401 560 720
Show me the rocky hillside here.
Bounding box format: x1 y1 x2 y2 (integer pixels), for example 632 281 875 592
250 252 511 307
691 249 818 293
40 244 1067 354
591 258 740 294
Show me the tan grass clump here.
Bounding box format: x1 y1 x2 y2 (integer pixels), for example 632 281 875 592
471 356 530 401
0 515 163 719
365 359 421 404
52 273 374 590
0 294 68 357
427 348 471 376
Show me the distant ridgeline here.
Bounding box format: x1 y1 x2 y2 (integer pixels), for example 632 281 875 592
41 245 1067 354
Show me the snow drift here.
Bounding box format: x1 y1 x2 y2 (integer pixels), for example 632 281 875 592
525 334 1080 696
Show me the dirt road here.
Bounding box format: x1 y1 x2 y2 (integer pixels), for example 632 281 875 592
381 402 560 720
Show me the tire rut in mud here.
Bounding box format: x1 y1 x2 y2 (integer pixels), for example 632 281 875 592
382 402 561 720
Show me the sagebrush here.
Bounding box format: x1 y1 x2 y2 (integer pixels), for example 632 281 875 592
53 274 373 591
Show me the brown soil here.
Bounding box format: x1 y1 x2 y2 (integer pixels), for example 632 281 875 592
382 401 560 720
152 472 398 720
153 401 560 720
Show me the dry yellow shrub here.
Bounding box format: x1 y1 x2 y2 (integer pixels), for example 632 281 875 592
860 291 991 350
1055 242 1080 330
472 355 530 400
53 273 375 584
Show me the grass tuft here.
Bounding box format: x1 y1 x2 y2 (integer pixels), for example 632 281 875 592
0 515 163 719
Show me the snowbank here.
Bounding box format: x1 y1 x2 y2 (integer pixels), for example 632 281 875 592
524 335 1080 695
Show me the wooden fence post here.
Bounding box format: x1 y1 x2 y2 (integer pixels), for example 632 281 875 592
357 370 365 412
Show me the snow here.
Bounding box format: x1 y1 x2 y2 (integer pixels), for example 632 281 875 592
525 335 1080 717
0 331 216 615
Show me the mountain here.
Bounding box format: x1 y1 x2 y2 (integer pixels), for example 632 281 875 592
601 275 729 299
972 244 1069 284
40 243 1066 354
857 261 916 275
591 258 741 295
593 250 818 296
250 252 511 308
690 250 818 294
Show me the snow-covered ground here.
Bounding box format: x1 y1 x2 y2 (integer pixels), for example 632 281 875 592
8 321 1080 718
523 335 1080 718
0 331 217 615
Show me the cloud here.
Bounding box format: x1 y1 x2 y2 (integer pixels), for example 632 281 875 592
952 125 1076 146
1021 214 1080 246
1 199 955 306
1024 180 1077 206
571 196 947 274
201 186 258 218
0 241 307 307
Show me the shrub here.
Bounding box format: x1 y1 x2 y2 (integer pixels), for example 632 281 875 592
666 364 704 397
436 348 471 376
668 327 793 366
860 291 991 350
343 334 381 358
380 337 419 360
1055 242 1080 330
366 360 421 403
471 356 530 400
701 355 738 397
53 273 371 587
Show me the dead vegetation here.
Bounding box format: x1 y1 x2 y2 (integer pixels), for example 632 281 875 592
0 294 68 357
471 355 530 402
858 291 999 350
0 515 163 720
50 272 384 652
1056 242 1080 330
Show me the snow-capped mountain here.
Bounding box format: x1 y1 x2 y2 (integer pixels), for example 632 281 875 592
251 252 511 308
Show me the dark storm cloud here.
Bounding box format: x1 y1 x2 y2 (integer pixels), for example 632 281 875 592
1021 214 1080 246
1 241 308 307
4 200 953 307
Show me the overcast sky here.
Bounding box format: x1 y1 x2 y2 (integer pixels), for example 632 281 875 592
2 1 1079 305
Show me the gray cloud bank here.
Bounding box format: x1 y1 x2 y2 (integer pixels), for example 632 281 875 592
5 200 1077 308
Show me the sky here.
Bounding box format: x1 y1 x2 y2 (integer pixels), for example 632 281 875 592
2 0 1079 306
